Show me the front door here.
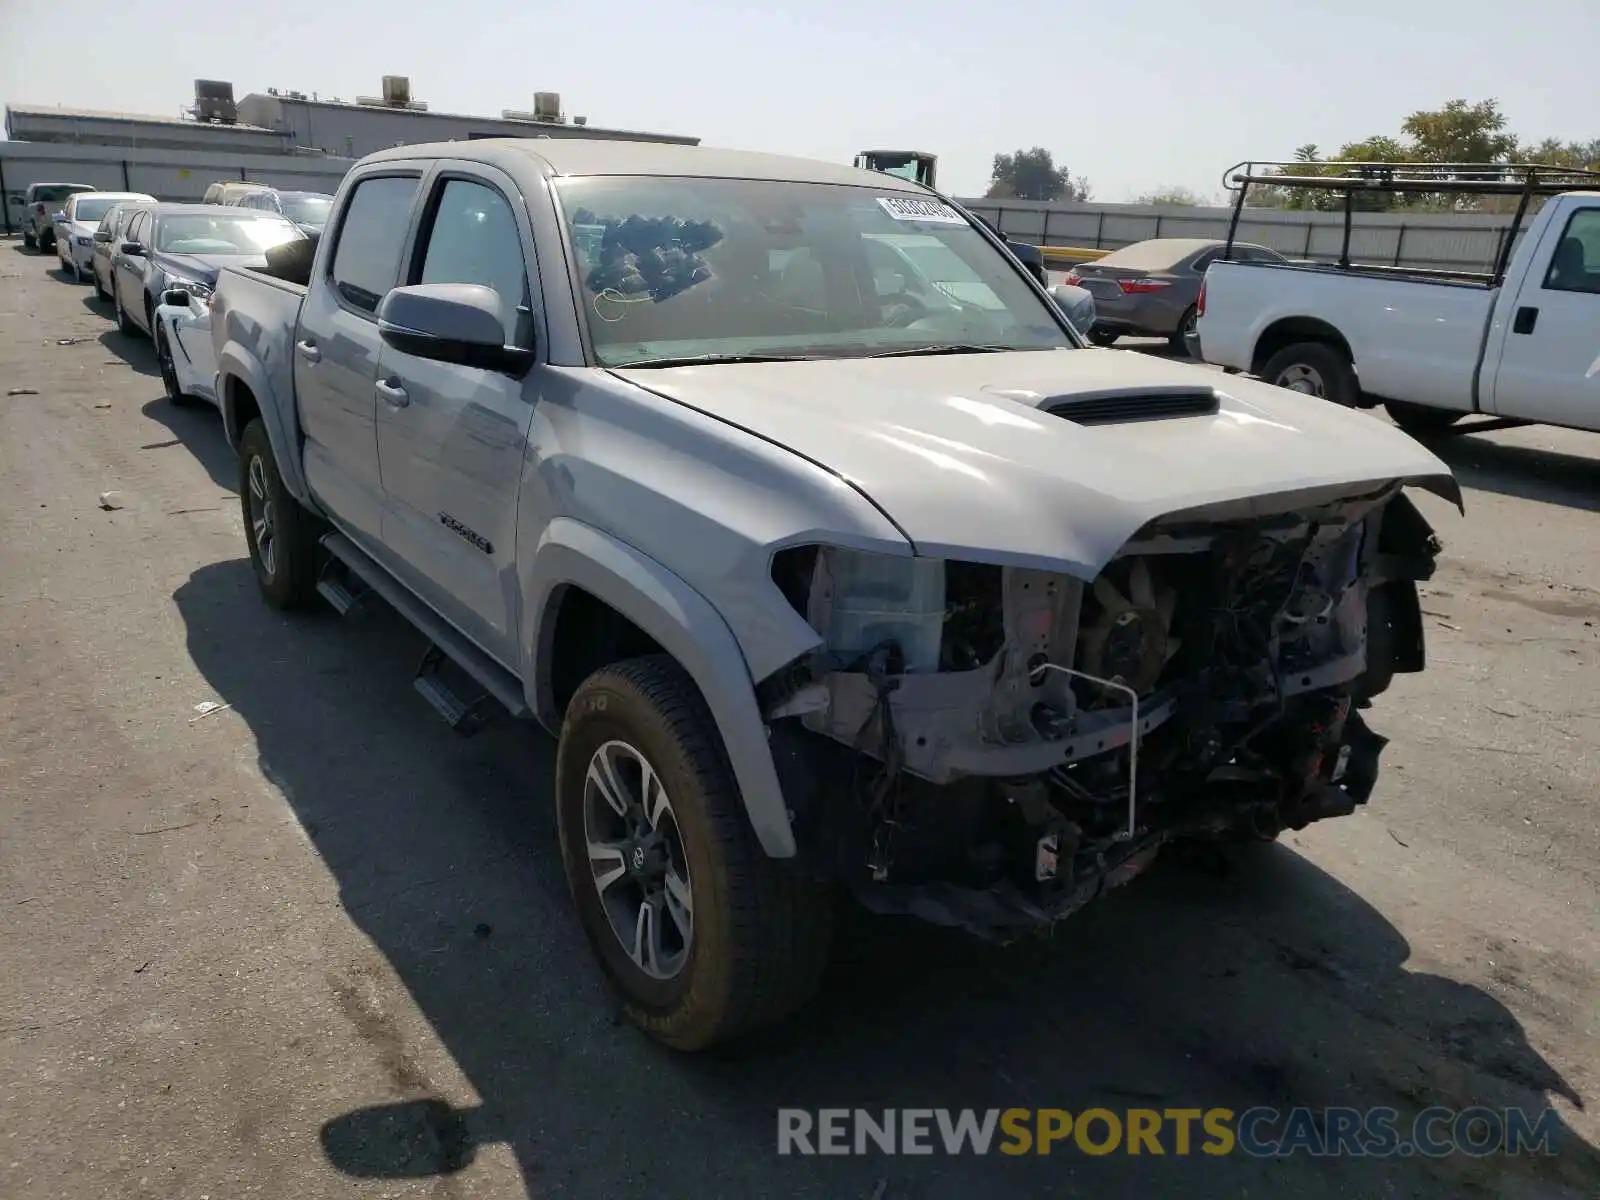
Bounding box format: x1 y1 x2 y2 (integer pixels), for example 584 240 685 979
113 209 151 318
375 170 539 670
1485 203 1600 429
294 171 423 545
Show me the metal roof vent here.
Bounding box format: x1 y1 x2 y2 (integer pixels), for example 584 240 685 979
533 92 563 123
193 79 237 124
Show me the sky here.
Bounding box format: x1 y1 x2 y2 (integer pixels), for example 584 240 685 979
1 0 1596 202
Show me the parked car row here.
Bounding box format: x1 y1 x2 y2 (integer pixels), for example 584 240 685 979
25 182 324 410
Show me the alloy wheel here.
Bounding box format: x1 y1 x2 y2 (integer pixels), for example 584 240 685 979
582 739 694 980
246 455 277 577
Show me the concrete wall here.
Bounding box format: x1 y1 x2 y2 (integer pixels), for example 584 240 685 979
957 197 1529 275
1 140 353 232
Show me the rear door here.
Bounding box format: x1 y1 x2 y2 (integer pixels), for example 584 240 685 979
1484 202 1600 429
374 165 540 670
294 169 424 545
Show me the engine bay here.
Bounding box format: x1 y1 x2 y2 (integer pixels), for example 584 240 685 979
764 485 1443 936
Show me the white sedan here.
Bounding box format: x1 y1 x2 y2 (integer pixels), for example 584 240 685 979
54 191 156 282
153 288 218 409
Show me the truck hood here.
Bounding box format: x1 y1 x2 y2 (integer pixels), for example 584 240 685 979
612 348 1461 576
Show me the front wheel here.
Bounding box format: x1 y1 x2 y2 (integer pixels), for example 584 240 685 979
238 418 320 610
92 269 108 302
22 230 36 250
156 325 202 408
556 655 833 1051
1384 400 1463 435
1260 341 1360 407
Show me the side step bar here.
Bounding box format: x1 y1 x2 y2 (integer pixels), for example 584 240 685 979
320 532 532 730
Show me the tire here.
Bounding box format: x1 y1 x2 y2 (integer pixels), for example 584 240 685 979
1087 327 1121 347
40 229 54 252
238 418 320 610
1260 341 1359 406
1169 306 1197 351
93 270 108 302
114 287 137 336
556 655 833 1051
23 230 36 250
156 325 202 408
1384 400 1462 435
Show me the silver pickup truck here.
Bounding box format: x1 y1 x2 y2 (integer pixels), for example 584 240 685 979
209 138 1460 1051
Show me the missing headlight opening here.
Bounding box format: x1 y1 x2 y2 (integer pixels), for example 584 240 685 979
764 486 1442 938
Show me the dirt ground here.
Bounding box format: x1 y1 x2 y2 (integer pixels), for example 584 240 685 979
2 238 1597 1199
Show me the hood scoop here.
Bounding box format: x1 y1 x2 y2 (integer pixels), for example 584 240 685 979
1041 385 1220 426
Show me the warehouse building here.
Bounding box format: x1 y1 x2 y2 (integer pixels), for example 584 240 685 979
5 77 697 160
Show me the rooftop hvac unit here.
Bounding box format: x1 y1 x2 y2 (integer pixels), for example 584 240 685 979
533 92 563 123
382 75 411 106
193 79 237 124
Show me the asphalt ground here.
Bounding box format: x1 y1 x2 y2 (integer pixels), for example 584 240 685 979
3 239 1598 1198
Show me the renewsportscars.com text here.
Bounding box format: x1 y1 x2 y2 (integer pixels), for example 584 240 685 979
777 1106 1562 1158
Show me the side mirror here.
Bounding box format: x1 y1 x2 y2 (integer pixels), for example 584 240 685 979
376 284 534 377
120 241 146 257
162 288 194 308
93 230 113 243
1050 283 1097 333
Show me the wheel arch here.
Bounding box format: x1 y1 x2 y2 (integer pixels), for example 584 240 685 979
1251 316 1355 376
214 343 314 507
523 518 798 859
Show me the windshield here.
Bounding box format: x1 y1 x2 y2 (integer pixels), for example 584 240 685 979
155 214 303 255
281 195 333 226
555 177 1073 366
72 198 119 222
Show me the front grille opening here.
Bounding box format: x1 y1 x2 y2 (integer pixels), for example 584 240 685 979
1046 388 1219 425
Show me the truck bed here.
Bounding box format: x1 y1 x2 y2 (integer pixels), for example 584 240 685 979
209 264 310 452
1197 259 1497 412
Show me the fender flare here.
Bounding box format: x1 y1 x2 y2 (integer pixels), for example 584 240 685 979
216 341 314 507
523 518 797 859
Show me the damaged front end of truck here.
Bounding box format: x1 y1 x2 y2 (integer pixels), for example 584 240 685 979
759 484 1446 938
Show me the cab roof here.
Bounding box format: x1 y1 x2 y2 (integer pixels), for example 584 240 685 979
359 138 930 190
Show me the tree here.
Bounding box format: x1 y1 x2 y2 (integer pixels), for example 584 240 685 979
1137 186 1209 207
985 148 1089 202
1248 100 1596 212
1402 99 1517 164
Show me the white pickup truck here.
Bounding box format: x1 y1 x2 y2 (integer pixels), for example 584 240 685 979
1193 163 1600 435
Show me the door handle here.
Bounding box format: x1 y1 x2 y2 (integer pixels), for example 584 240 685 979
1512 306 1538 335
296 339 321 363
376 378 410 408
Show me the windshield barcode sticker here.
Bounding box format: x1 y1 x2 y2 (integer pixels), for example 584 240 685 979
877 196 967 224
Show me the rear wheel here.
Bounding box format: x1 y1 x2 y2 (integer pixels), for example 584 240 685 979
1384 400 1463 435
1170 305 1197 352
238 418 320 610
1260 341 1360 407
114 287 137 336
557 655 833 1051
1087 328 1121 347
